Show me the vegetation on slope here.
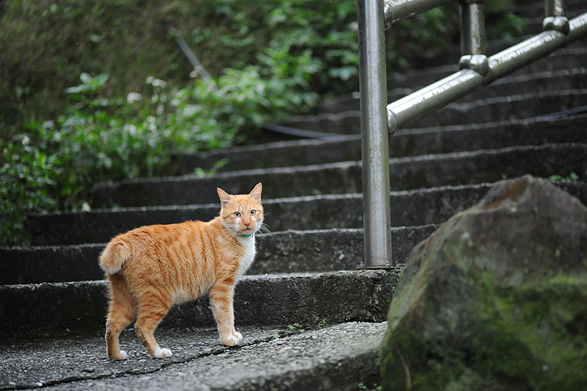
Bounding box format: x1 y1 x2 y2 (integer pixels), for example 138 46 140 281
0 0 524 246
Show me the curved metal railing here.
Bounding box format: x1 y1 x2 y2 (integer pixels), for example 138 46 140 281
358 0 587 267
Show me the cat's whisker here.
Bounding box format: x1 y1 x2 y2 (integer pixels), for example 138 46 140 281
258 223 271 235
256 223 273 243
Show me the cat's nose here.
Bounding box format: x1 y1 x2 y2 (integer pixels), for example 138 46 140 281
244 221 251 227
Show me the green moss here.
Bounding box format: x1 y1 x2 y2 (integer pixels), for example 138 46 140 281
470 272 587 390
380 176 587 391
382 262 587 391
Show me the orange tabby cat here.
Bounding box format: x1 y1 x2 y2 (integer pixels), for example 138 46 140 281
99 183 263 360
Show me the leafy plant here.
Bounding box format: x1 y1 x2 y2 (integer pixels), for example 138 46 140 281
28 73 171 210
193 158 229 177
287 323 303 333
547 172 580 183
357 382 382 391
0 141 57 246
0 0 530 246
65 73 110 95
0 59 319 245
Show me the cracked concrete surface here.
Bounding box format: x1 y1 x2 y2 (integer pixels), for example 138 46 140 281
1 322 386 391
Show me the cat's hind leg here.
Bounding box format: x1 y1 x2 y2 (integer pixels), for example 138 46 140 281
105 273 136 360
134 291 173 359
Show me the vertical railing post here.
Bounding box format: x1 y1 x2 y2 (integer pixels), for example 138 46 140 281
459 0 489 75
357 0 392 268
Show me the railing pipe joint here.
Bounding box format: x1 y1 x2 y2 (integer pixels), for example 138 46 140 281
544 0 569 33
459 54 489 75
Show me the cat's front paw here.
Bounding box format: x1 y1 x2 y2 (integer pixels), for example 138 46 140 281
221 334 241 347
153 347 173 359
109 350 128 361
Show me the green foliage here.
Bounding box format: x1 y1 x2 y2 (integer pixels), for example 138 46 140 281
547 172 580 183
0 56 317 245
0 0 528 246
27 73 171 211
193 159 229 177
167 61 319 150
357 382 382 391
0 141 57 246
471 272 587 390
487 11 527 40
287 322 303 333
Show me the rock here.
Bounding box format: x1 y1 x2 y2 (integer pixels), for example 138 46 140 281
380 175 587 391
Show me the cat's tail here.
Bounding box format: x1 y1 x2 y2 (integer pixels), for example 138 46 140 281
99 237 131 275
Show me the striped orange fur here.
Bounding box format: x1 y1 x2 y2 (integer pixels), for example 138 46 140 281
99 183 263 360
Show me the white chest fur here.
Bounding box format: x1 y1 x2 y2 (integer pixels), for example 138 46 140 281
236 236 256 279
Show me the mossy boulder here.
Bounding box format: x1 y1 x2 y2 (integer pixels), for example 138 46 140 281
380 175 587 391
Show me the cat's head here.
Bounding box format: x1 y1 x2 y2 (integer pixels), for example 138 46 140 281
217 183 264 238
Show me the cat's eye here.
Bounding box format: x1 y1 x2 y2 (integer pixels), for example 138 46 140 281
234 212 241 217
250 210 256 216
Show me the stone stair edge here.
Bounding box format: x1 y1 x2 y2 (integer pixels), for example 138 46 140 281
23 179 587 248
394 142 586 162
276 93 587 134
31 183 498 219
396 66 587 111
388 47 587 82
95 142 587 187
27 183 495 246
396 112 587 135
7 223 441 250
25 180 586 233
323 67 587 114
331 63 587 108
0 269 399 340
411 23 587 70
174 113 587 175
511 0 585 18
0 322 386 391
0 225 438 285
447 88 587 110
280 88 587 126
89 143 587 208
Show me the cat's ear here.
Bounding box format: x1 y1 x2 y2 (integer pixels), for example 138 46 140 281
217 188 233 206
249 183 262 203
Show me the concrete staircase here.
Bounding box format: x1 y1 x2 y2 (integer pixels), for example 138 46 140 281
1 1 586 389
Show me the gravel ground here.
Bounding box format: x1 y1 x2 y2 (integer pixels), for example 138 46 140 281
1 322 387 391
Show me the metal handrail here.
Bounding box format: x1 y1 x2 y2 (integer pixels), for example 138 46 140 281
358 0 587 268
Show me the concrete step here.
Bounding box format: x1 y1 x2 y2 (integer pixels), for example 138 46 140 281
383 47 587 94
1 225 436 284
3 3 584 389
90 143 587 208
0 322 386 391
174 114 586 174
26 181 587 246
27 185 485 246
514 0 585 19
0 269 398 339
411 89 587 129
411 16 587 72
277 89 587 135
318 66 587 114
